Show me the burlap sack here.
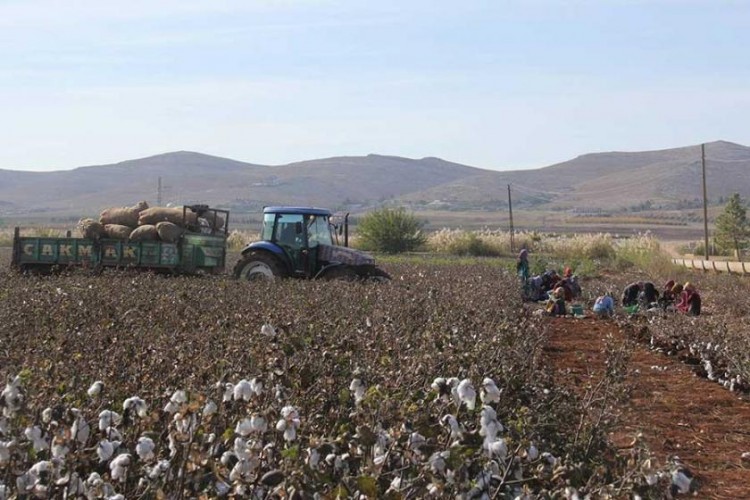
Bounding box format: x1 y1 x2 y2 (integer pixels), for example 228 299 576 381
156 221 183 243
199 213 226 230
100 201 150 227
104 224 132 241
138 207 198 227
129 224 158 242
77 218 105 240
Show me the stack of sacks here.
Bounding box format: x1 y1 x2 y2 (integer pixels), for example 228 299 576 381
77 203 219 242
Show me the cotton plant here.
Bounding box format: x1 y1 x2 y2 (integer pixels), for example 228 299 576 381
87 381 104 398
23 426 48 452
480 378 501 404
123 396 148 418
98 410 122 431
440 414 463 441
163 390 188 413
457 379 477 410
276 406 301 442
70 409 90 445
136 436 156 461
1 376 24 418
349 378 366 405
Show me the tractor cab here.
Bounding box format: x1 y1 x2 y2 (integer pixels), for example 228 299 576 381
234 206 388 281
261 207 334 277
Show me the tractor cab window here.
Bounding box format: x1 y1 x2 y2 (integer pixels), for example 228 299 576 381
306 215 333 247
261 213 275 241
274 214 304 248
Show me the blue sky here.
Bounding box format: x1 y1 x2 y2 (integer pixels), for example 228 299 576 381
1 0 749 171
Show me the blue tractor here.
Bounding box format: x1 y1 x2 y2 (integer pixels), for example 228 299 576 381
233 206 390 281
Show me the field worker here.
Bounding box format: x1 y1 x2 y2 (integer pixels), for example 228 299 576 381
541 269 561 294
659 280 680 309
639 282 660 308
516 248 530 282
524 275 546 301
677 282 702 316
546 287 566 316
621 281 643 307
593 293 615 317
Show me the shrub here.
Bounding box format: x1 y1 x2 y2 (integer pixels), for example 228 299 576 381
355 207 426 253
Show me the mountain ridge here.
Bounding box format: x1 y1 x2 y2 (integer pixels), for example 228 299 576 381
1 140 749 217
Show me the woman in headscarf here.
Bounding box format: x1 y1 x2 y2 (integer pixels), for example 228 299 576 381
640 281 660 307
677 282 701 316
658 280 680 309
621 282 642 307
546 287 567 316
516 248 530 282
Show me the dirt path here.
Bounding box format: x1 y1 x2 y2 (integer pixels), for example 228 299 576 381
545 317 750 498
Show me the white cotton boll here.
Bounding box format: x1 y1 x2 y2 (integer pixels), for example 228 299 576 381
671 468 692 494
163 401 179 414
307 448 320 469
481 378 501 404
275 419 287 432
1 377 23 417
233 437 250 460
250 415 267 433
170 390 187 404
527 443 539 461
123 397 148 418
235 418 253 437
260 323 277 337
349 378 366 404
0 441 13 465
408 432 426 450
136 437 155 461
24 426 48 452
71 413 90 445
87 381 104 398
98 411 122 431
283 426 297 442
148 460 170 479
107 495 125 500
447 377 461 406
233 380 253 401
109 454 131 482
203 400 218 418
222 383 234 403
440 414 462 439
97 440 116 462
42 407 53 424
457 379 476 410
645 473 658 486
250 378 263 396
281 406 298 420
103 427 122 441
483 437 507 458
51 440 69 460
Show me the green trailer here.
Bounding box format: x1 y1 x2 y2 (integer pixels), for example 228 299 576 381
11 206 229 275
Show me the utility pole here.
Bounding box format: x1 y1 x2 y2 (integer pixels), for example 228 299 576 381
508 184 515 253
157 177 171 206
701 144 709 260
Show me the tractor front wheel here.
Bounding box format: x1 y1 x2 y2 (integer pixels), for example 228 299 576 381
233 251 286 281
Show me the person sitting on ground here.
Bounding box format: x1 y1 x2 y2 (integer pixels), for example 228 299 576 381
523 275 546 302
638 281 660 308
593 293 615 317
676 282 701 316
541 269 561 294
658 280 679 309
546 287 567 316
621 281 643 307
559 269 582 302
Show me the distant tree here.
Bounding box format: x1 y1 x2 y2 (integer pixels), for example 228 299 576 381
356 207 426 253
714 193 750 260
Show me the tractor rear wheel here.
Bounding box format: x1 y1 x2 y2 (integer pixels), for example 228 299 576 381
233 251 286 281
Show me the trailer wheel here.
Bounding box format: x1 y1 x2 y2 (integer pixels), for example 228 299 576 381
233 251 286 281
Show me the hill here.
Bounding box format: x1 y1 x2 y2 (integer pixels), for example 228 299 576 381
0 141 749 219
